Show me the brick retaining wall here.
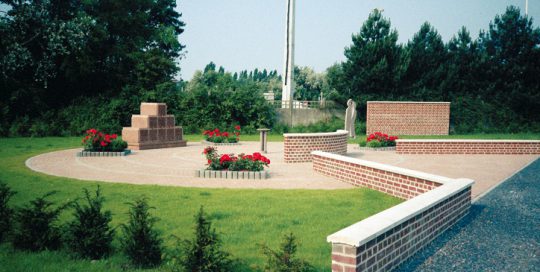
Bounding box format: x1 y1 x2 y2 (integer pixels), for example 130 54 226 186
283 130 348 163
312 151 474 272
366 102 450 135
396 139 540 155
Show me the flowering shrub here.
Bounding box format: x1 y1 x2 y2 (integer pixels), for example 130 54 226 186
366 132 398 147
203 147 270 172
203 126 241 143
82 128 127 152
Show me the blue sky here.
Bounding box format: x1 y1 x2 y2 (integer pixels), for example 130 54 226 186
178 0 539 80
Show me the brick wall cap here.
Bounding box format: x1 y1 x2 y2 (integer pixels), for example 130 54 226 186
396 139 540 143
284 130 348 137
367 101 451 104
327 177 474 247
141 102 166 106
312 151 454 185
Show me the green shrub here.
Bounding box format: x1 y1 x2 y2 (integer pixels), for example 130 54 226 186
0 182 16 242
121 197 163 268
12 191 67 251
169 206 233 272
358 138 367 147
110 138 128 152
261 233 314 272
366 140 383 148
64 187 114 259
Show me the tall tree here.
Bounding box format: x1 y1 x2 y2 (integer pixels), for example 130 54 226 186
341 10 405 114
403 22 447 100
478 6 540 131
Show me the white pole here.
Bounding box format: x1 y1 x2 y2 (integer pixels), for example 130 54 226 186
282 0 295 109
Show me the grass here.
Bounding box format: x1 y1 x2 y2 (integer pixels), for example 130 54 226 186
0 137 402 271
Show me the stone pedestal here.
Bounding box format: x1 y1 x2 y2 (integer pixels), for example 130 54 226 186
122 103 187 150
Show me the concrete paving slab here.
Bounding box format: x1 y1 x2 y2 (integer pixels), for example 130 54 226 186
26 142 538 196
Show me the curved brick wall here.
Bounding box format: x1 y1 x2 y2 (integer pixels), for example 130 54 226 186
367 101 450 135
312 151 474 272
283 130 348 163
396 139 540 154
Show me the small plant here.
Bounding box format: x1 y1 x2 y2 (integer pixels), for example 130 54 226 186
203 146 270 171
120 197 163 268
82 128 127 152
64 186 114 259
170 206 233 272
261 233 314 272
0 182 16 242
203 126 241 143
366 132 398 147
12 191 67 251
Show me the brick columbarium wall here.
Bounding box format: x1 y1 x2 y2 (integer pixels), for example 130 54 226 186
311 151 474 272
122 103 187 150
396 139 540 155
283 130 348 163
366 101 450 135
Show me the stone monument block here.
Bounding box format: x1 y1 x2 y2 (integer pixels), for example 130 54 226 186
122 102 187 150
140 103 167 116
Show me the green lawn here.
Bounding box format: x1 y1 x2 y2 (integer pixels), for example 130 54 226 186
0 137 401 271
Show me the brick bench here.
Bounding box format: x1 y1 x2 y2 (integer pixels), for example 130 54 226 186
312 151 474 271
396 139 540 155
283 130 348 163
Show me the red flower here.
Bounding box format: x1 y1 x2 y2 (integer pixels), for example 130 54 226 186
214 128 220 133
235 125 241 131
100 141 107 147
220 154 232 164
111 134 118 139
222 132 229 137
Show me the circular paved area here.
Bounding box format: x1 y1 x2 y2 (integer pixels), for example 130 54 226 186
26 141 539 194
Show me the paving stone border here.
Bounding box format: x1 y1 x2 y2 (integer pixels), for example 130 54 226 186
355 146 396 151
76 150 132 157
195 169 268 179
201 140 241 146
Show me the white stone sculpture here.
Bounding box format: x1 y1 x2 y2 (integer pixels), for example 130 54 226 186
345 99 357 138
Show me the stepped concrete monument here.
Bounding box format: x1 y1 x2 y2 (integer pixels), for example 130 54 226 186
122 103 187 150
281 0 295 108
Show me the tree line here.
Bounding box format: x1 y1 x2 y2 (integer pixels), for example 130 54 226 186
328 6 540 133
1 3 538 136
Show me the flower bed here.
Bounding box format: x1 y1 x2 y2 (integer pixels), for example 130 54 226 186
79 128 130 156
359 132 398 149
196 147 270 180
202 126 241 144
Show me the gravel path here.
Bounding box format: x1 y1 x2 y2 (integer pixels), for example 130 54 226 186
396 158 540 271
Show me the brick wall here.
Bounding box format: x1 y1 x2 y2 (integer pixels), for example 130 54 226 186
312 154 442 199
396 140 540 155
366 102 450 135
283 130 348 163
330 187 471 272
312 151 474 272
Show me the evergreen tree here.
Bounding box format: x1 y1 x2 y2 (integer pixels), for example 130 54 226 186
341 10 405 113
178 206 233 272
64 187 114 259
261 233 314 272
13 192 67 251
121 197 163 268
0 182 16 242
403 22 447 100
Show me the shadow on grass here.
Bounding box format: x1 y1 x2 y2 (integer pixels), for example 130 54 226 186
394 204 486 272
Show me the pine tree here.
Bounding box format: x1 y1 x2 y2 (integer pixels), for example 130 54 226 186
0 182 16 242
179 206 233 272
261 233 314 272
64 186 114 259
121 197 163 268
